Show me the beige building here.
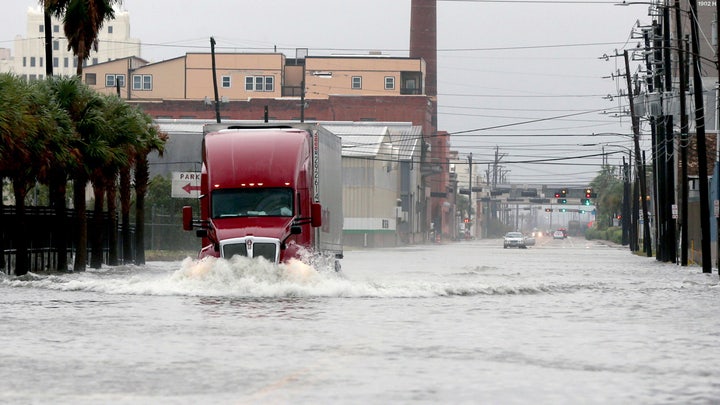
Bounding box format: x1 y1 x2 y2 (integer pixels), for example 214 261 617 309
3 5 140 80
83 52 425 101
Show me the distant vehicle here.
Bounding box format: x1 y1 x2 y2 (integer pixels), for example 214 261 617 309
524 234 536 246
558 228 568 238
504 232 527 249
553 230 565 239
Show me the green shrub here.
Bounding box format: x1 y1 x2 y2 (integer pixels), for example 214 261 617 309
585 226 622 243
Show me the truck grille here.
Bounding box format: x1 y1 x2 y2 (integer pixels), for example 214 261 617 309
220 237 280 263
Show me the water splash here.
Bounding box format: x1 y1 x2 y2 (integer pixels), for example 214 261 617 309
0 255 612 299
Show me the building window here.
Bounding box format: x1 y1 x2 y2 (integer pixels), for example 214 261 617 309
30 57 36 67
39 25 44 33
53 41 59 51
22 57 26 67
106 74 125 87
73 57 77 68
245 76 274 92
39 57 43 67
53 25 59 33
384 76 395 90
133 74 152 91
108 26 113 34
351 76 362 89
92 58 98 65
221 75 231 88
53 57 58 68
63 57 68 68
85 73 96 85
29 74 37 82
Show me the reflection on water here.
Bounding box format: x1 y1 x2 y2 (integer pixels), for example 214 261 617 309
196 296 324 320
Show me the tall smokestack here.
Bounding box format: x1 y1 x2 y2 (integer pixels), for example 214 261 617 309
410 0 437 129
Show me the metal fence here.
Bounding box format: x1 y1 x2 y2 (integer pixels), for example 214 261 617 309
1 206 136 275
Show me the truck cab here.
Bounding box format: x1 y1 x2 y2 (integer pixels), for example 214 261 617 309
183 123 342 266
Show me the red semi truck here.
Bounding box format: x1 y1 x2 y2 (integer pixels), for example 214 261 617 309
182 123 343 269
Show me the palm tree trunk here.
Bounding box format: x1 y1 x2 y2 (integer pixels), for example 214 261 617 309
107 175 119 266
12 180 29 276
134 155 149 265
0 180 6 272
90 181 105 269
73 175 87 272
119 167 132 264
44 8 53 77
49 172 68 272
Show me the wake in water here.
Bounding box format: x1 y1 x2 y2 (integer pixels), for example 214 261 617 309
0 252 600 298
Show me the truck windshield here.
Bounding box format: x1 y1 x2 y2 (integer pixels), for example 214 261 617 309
212 188 293 218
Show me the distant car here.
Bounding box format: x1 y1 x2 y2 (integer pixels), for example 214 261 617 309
504 232 527 249
524 234 536 246
553 230 565 239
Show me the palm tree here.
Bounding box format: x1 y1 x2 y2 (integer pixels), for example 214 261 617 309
0 74 37 275
133 113 167 265
0 74 72 275
43 0 120 77
89 94 134 268
32 77 74 272
47 76 109 272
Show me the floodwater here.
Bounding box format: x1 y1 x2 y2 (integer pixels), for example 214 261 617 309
1 237 719 404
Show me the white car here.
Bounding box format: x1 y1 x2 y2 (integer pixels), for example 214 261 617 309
553 230 565 239
504 232 527 249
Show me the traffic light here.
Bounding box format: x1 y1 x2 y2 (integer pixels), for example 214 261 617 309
581 198 591 206
559 208 567 212
545 208 553 212
557 198 567 204
585 187 593 198
464 218 470 223
561 188 568 196
554 192 561 198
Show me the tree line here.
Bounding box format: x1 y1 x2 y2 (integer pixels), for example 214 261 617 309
0 73 167 275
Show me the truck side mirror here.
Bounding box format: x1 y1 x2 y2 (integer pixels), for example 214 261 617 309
311 203 322 228
182 206 193 231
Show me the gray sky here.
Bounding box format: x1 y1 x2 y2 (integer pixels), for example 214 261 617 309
0 0 649 185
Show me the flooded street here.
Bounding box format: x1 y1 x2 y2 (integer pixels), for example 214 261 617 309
2 236 719 404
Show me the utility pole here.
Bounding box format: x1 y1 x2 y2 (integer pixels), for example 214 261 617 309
674 0 689 266
210 37 221 124
624 50 652 256
688 0 712 273
716 0 720 274
622 156 630 246
468 153 473 237
662 6 676 263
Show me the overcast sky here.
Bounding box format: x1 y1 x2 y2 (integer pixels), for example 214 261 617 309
0 0 651 185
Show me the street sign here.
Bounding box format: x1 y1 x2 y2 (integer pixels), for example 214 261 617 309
672 204 678 219
172 171 201 198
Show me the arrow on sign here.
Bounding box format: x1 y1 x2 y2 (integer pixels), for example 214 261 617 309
182 183 201 194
